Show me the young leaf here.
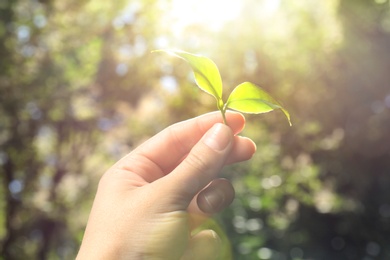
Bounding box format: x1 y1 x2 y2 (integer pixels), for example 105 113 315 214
226 82 292 126
153 50 223 103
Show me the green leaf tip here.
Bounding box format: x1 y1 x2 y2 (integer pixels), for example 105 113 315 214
152 49 223 102
153 50 292 127
226 82 292 126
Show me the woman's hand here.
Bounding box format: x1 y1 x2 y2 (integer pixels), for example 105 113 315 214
77 111 256 259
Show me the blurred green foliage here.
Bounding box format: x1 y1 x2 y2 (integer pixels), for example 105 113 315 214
1 0 390 259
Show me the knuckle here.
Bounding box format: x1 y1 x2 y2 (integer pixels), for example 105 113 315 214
184 151 211 174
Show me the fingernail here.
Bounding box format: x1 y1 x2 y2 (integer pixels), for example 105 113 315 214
203 124 232 151
203 189 225 212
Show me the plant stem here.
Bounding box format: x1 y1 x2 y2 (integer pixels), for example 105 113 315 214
217 99 228 125
220 102 229 125
221 109 227 125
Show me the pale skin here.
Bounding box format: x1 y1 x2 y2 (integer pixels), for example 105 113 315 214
77 111 256 260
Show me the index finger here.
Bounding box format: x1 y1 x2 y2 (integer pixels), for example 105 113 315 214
114 111 246 182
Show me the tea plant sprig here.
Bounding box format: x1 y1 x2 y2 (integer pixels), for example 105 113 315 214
153 50 291 126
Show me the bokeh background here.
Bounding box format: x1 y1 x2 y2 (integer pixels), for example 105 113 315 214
1 0 390 259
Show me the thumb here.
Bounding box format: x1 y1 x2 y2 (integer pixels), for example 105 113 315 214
160 123 234 211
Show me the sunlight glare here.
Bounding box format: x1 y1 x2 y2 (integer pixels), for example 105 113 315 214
169 0 242 32
262 0 281 17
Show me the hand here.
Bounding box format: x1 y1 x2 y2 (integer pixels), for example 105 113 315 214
77 111 256 260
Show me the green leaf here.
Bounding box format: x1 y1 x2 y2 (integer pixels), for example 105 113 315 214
226 82 292 126
153 50 223 101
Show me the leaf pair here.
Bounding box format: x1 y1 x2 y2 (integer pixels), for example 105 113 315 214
153 50 291 126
